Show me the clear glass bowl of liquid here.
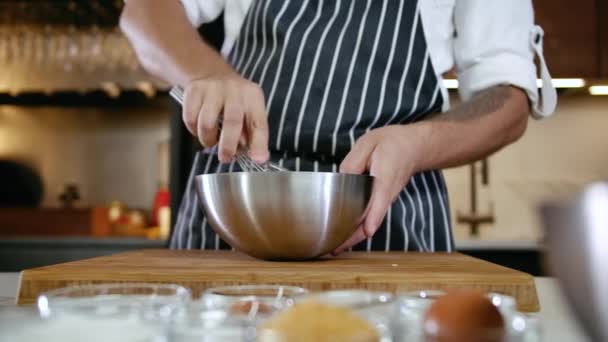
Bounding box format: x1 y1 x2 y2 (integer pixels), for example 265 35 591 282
36 283 192 342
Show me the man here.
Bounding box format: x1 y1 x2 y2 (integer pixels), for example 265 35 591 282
121 0 556 252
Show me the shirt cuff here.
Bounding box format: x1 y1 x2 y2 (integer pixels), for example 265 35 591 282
457 53 538 114
179 0 224 27
457 26 557 119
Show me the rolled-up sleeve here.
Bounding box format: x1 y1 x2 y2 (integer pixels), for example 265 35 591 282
180 0 225 27
453 0 556 118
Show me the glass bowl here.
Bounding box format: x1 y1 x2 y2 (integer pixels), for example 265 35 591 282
169 304 258 342
36 283 191 342
0 307 53 342
304 289 395 315
0 305 169 342
201 285 308 316
392 290 540 342
302 290 395 341
256 329 385 342
37 283 191 317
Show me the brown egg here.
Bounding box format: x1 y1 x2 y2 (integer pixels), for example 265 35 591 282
423 289 505 342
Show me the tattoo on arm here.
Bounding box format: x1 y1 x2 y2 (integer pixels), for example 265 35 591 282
410 86 530 170
434 85 514 121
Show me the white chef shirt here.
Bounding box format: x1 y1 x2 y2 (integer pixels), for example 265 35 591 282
179 0 557 118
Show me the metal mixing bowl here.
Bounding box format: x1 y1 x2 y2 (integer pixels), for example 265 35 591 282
541 182 608 342
195 171 373 260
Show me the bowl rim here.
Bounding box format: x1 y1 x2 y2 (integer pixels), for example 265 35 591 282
194 171 375 180
36 283 192 317
202 284 309 297
38 283 191 299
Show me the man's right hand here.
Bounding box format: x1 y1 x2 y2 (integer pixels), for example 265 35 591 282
183 75 270 164
119 0 269 164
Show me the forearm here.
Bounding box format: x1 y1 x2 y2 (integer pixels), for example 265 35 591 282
120 0 234 86
412 86 530 171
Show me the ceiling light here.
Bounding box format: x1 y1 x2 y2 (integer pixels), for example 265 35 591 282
444 78 586 90
589 85 608 96
443 79 459 89
538 78 586 88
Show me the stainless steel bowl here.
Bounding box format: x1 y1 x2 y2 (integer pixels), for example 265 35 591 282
195 171 373 260
541 182 608 342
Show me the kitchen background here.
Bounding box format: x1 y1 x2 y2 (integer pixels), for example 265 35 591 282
0 0 606 274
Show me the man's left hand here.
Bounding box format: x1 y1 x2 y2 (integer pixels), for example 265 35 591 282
332 124 427 254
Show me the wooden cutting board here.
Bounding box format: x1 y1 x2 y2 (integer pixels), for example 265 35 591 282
17 249 539 311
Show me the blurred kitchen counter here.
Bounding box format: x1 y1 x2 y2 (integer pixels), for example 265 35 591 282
456 239 544 276
0 273 17 306
456 239 542 251
0 273 590 341
0 237 165 272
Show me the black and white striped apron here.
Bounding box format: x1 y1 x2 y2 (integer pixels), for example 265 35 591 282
171 0 454 252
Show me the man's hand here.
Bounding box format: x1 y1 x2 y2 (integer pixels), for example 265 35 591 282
183 75 270 163
332 86 529 254
333 125 426 254
120 0 270 163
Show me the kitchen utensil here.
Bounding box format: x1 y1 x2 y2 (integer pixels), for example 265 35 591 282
195 171 372 259
171 85 370 259
303 290 395 340
393 291 540 342
18 250 540 312
398 290 516 315
304 290 394 310
541 182 608 342
37 283 191 318
169 304 258 342
201 285 308 311
0 305 167 342
201 285 306 319
169 86 285 172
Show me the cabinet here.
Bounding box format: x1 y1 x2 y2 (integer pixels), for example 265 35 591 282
600 0 608 77
534 0 599 78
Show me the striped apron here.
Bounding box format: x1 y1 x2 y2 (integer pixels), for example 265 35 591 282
170 0 454 252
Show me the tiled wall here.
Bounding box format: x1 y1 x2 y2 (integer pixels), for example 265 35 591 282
445 95 608 242
0 100 171 209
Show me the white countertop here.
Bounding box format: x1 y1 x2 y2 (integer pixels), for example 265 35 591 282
0 273 590 341
0 273 18 306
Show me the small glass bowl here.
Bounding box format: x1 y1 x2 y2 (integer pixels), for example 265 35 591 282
398 290 446 310
256 328 386 342
422 313 540 342
201 285 308 316
397 290 517 313
304 289 394 310
0 307 50 342
303 290 395 341
422 326 509 342
37 283 191 318
0 305 170 342
169 304 257 342
487 292 518 314
36 283 190 342
392 290 540 342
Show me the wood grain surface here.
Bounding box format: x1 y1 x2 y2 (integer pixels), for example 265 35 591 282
18 249 539 311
